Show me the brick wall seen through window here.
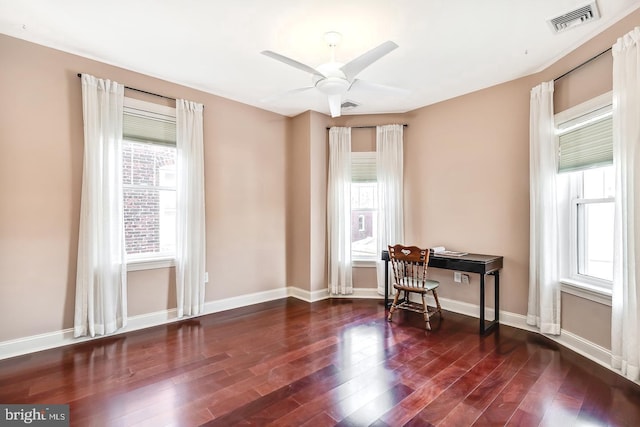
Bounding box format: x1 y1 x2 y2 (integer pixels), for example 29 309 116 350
123 141 176 256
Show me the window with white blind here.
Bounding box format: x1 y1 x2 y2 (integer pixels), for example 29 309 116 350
555 92 614 301
557 104 612 173
122 98 177 269
351 152 378 261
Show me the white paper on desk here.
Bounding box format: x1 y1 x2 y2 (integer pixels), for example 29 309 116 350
438 250 468 257
430 246 446 254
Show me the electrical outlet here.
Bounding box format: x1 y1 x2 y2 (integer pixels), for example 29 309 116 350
204 272 209 283
462 274 470 284
454 272 461 283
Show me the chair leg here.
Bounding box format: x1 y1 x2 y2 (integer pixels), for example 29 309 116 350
422 293 431 330
387 290 401 322
432 289 443 318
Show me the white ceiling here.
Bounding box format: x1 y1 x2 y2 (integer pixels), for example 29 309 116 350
1 0 639 117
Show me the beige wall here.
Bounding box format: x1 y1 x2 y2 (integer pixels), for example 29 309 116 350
286 111 329 292
286 113 311 289
0 34 287 342
401 78 533 314
309 112 329 292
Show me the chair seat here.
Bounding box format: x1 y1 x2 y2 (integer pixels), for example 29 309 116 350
395 278 439 291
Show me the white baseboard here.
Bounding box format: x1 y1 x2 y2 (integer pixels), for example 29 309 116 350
0 286 620 383
203 287 289 313
0 308 184 361
0 287 288 361
330 287 384 300
402 293 614 371
286 286 383 302
286 286 329 302
555 328 612 370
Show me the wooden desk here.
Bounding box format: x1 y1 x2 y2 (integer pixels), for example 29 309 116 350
381 250 503 334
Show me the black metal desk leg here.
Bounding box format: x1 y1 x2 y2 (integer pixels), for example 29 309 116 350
495 271 500 322
481 272 500 335
479 274 485 334
384 260 389 309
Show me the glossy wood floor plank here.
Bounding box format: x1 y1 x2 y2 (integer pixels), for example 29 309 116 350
1 298 639 426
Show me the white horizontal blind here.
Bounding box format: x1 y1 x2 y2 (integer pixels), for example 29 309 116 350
557 106 612 173
123 106 176 146
352 152 376 182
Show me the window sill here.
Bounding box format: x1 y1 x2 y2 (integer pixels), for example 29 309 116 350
127 257 175 272
353 260 377 268
560 278 612 306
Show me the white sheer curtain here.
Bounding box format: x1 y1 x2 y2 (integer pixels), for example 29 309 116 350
74 74 127 337
527 81 561 335
328 127 352 295
175 99 206 317
375 124 404 296
611 27 640 382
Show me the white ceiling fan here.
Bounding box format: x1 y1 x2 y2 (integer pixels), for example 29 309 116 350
261 32 401 117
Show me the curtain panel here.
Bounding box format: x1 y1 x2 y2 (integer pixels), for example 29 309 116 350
611 27 640 382
527 81 561 335
328 127 353 295
74 74 127 338
175 99 207 317
375 124 405 296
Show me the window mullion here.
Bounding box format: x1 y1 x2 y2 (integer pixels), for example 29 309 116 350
574 197 615 204
123 184 175 192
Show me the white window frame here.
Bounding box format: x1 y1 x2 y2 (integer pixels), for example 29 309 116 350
565 174 614 299
123 98 177 272
555 92 613 305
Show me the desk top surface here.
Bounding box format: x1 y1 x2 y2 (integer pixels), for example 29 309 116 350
430 253 502 263
381 250 502 263
427 252 503 274
381 250 503 274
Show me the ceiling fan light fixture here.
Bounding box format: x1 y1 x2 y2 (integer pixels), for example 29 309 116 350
315 76 349 95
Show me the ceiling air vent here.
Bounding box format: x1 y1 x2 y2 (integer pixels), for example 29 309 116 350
341 100 360 110
548 1 600 33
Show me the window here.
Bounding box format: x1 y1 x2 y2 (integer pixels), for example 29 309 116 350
122 98 177 267
351 152 378 261
570 166 614 283
555 92 614 297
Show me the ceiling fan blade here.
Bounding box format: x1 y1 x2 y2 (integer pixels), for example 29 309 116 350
340 41 398 81
349 78 409 95
261 50 326 78
328 94 342 118
260 86 315 103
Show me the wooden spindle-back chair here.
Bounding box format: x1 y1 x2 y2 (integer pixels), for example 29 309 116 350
387 244 443 330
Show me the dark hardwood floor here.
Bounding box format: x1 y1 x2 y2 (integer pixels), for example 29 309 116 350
1 298 639 426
